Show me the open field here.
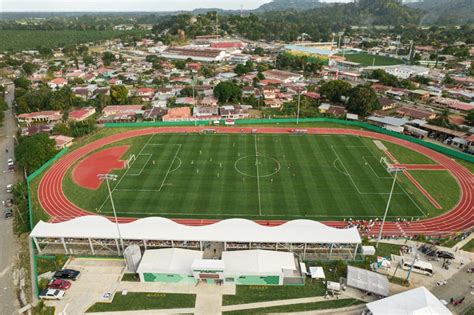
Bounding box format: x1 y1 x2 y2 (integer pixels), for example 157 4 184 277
0 29 148 51
62 133 429 220
338 53 404 66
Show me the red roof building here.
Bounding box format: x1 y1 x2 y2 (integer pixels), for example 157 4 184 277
68 107 96 122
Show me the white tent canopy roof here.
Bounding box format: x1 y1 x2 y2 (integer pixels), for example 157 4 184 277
346 266 390 297
222 249 296 275
30 216 361 244
136 248 203 274
366 286 452 315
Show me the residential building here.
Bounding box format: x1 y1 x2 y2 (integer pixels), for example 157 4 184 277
162 107 192 122
262 70 302 84
68 107 96 122
17 111 62 124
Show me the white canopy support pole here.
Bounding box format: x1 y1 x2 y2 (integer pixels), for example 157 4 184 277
224 241 226 251
353 243 359 260
171 240 174 248
329 243 334 260
115 239 120 255
32 237 42 255
143 239 147 250
303 243 307 260
61 237 68 254
88 238 95 255
200 241 203 251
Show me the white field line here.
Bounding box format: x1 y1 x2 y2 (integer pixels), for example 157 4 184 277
98 134 156 212
126 154 152 176
158 144 182 192
254 134 262 216
362 156 392 179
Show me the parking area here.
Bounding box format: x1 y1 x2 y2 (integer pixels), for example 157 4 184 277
45 258 125 314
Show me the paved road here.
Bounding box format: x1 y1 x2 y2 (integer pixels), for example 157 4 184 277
431 262 474 315
0 82 19 314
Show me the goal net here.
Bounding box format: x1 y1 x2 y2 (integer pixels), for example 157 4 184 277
125 154 136 169
380 157 406 173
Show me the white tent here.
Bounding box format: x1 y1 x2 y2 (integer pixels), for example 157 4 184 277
366 286 452 315
346 266 389 297
309 267 325 279
136 248 202 275
222 250 297 275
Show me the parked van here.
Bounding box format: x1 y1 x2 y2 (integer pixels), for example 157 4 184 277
400 258 433 276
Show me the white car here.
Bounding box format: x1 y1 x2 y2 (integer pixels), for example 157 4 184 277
6 184 13 193
39 289 65 300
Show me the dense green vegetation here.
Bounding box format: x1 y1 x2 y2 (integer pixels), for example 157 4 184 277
224 299 364 314
87 292 196 312
0 29 147 51
14 133 58 175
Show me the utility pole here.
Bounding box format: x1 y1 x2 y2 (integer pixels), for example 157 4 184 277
97 174 124 254
296 87 301 125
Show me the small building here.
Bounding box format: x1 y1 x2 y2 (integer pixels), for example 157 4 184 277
162 107 192 122
262 70 302 84
136 87 156 101
47 77 67 90
378 97 397 111
409 89 430 103
396 107 436 120
143 106 167 121
50 135 74 150
161 47 226 63
193 106 219 118
219 105 251 120
18 111 62 125
68 107 96 122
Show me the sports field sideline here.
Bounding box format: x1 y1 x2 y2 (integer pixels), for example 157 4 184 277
64 133 430 220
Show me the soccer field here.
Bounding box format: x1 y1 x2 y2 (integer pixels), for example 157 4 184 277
68 133 426 220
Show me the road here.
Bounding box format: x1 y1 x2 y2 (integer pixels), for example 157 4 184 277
0 82 19 314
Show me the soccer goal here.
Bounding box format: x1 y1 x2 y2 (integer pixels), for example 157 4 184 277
380 157 406 173
125 154 136 169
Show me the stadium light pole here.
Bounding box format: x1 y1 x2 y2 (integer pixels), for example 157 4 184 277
97 173 124 254
296 86 301 125
376 167 405 249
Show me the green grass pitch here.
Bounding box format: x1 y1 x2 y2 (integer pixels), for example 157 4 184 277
64 133 429 220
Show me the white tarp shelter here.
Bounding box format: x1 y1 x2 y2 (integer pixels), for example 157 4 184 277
309 267 325 279
346 266 389 297
30 216 361 244
362 246 376 256
366 286 452 315
222 250 296 276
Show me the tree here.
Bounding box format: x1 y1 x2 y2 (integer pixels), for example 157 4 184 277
430 108 451 128
180 86 194 97
110 85 129 104
22 62 36 75
101 51 116 66
213 81 242 104
466 111 474 126
346 85 380 116
14 134 58 174
174 60 186 70
52 123 71 136
443 75 456 85
319 80 351 103
13 76 31 89
83 55 94 66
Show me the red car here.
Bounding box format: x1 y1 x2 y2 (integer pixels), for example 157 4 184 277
47 279 71 290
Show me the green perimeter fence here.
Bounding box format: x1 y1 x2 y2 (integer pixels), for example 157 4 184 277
104 118 474 163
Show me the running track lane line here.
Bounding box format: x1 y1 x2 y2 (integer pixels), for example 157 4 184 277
37 127 474 236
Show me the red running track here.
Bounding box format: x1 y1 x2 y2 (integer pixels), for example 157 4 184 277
37 127 474 237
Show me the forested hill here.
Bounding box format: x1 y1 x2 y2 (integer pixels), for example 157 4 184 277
156 0 421 42
255 0 327 12
407 0 474 24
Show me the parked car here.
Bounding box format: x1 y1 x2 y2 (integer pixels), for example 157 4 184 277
7 158 14 167
39 289 65 300
437 251 455 260
47 279 71 290
53 269 80 281
467 268 474 273
4 208 13 219
6 184 13 193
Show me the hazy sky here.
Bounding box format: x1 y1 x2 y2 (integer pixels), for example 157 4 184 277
1 0 351 12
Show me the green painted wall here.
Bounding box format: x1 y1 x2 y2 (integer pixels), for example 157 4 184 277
143 273 196 284
235 275 280 285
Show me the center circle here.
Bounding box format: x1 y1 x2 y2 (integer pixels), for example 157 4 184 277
234 155 281 178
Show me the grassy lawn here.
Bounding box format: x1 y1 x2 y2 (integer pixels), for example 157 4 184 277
36 255 68 275
381 141 435 164
87 292 196 313
223 280 326 305
407 170 460 216
121 273 140 282
461 239 474 253
337 53 403 66
223 299 364 314
61 133 425 220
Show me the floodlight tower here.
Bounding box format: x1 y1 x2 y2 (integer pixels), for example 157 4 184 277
375 165 406 249
97 173 124 254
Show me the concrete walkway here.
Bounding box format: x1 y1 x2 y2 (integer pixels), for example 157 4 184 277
288 304 366 315
85 308 195 314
